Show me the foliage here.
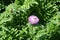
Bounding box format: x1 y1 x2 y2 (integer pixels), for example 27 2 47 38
0 0 60 40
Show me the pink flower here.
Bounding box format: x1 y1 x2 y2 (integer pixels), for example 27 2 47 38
28 15 39 24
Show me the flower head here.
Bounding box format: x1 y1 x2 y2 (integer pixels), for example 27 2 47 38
28 15 39 24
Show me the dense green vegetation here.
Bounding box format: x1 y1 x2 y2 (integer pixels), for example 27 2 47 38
0 0 60 40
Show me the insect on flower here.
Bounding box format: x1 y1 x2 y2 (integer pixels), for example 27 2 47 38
28 15 39 24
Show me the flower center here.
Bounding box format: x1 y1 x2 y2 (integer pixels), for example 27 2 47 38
33 18 37 20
